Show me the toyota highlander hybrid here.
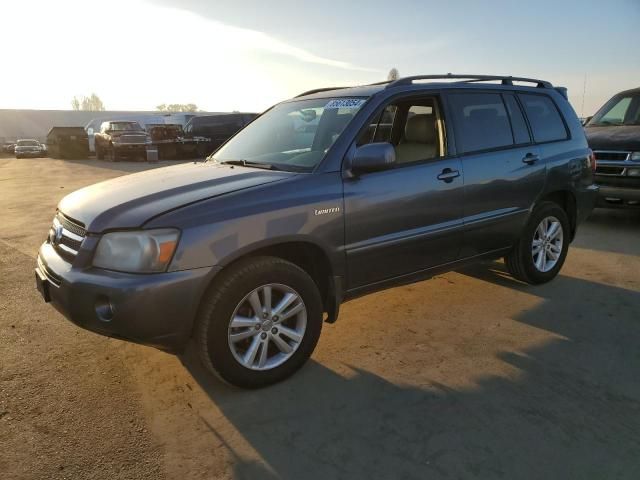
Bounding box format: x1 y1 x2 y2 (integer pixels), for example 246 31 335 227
35 74 598 388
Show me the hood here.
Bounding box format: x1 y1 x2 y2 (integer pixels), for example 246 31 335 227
58 162 294 232
585 125 640 152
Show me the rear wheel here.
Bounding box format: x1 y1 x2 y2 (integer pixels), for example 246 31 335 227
195 256 323 388
505 201 570 284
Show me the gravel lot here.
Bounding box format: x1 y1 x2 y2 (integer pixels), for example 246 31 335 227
1 157 639 479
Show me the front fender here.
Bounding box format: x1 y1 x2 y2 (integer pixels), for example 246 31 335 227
146 172 346 276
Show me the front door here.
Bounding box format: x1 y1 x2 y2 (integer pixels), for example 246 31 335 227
343 96 464 289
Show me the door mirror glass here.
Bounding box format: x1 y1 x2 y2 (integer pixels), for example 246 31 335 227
351 142 396 174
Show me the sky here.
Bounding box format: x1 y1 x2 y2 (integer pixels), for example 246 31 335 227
1 0 638 115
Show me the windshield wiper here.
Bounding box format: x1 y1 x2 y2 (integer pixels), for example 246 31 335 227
218 159 277 170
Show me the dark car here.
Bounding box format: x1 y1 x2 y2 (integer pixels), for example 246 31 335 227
94 120 149 161
46 127 90 159
35 74 597 388
183 113 258 155
15 139 44 158
584 87 640 208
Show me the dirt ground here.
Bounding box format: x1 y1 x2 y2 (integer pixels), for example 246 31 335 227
1 157 639 480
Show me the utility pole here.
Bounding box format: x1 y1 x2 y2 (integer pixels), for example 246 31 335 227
580 74 587 118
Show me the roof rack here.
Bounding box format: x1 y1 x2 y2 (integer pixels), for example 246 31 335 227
295 79 396 98
295 86 349 98
386 73 553 89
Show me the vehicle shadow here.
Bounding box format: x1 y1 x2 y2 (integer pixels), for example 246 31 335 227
181 262 640 479
574 208 640 256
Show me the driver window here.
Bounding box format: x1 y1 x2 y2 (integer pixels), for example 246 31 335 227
357 97 444 165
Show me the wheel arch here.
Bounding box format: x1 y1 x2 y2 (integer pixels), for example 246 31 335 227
537 190 577 240
191 237 342 344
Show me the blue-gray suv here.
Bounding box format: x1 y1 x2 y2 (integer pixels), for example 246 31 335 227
36 74 598 388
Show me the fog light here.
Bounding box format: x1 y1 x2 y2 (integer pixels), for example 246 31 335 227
95 296 114 322
627 168 640 177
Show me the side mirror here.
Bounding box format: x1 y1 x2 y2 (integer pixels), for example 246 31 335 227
350 142 396 175
582 116 593 126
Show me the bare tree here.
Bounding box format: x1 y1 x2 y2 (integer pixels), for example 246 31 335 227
71 93 105 111
387 68 400 81
156 103 199 113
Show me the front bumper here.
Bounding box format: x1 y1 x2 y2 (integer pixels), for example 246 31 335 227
36 242 219 352
16 150 42 157
596 185 640 208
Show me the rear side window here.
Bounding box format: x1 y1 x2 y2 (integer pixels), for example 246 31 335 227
518 94 567 143
448 93 513 154
503 94 531 144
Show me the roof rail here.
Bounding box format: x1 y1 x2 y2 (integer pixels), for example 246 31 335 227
386 73 553 89
295 86 349 98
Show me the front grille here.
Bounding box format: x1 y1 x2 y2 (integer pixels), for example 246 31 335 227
594 150 631 162
50 212 86 261
119 134 147 145
57 213 86 237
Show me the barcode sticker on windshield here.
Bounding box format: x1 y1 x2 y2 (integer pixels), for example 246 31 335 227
324 98 366 109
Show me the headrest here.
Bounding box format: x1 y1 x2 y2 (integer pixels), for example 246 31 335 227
405 114 437 143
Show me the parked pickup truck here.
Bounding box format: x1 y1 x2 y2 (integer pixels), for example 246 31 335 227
36 74 597 388
584 87 640 208
94 120 149 161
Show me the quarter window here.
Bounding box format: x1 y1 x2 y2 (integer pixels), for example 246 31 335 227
448 93 513 154
518 94 567 143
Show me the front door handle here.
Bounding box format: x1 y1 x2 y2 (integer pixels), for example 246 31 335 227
522 153 540 165
437 168 460 183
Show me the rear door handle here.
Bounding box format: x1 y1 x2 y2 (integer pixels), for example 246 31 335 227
437 168 460 182
522 153 540 165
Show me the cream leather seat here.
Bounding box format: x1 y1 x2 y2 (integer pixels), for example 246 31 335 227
395 114 438 164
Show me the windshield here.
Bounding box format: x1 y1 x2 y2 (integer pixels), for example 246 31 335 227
17 140 40 146
211 97 366 171
588 94 640 126
111 122 143 131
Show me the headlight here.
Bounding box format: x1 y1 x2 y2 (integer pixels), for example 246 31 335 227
93 229 179 273
631 152 640 161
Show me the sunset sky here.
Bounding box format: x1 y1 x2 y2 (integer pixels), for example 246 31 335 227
2 0 638 115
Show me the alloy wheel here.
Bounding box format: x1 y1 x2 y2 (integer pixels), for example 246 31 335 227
531 215 563 272
227 283 307 370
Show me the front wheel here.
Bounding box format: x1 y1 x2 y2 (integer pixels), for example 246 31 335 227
504 201 570 285
195 256 323 388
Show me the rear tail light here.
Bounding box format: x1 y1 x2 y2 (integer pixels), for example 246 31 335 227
587 149 597 173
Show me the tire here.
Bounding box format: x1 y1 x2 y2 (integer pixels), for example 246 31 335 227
504 201 570 285
195 256 323 388
107 144 119 162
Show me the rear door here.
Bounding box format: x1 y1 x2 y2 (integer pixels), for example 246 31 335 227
445 91 546 257
343 95 464 289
